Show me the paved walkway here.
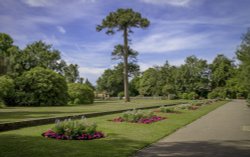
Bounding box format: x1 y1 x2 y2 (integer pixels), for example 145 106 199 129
134 100 250 157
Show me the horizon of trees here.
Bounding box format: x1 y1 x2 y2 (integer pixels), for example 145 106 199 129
97 29 250 100
1 27 250 103
0 32 95 106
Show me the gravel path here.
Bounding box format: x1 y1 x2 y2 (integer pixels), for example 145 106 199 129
134 100 250 157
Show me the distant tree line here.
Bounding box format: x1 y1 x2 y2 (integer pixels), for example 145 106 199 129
97 29 250 100
0 33 95 106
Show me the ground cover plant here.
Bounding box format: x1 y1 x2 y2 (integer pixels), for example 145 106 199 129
42 117 104 140
113 109 165 124
0 101 228 157
159 106 180 113
0 99 189 123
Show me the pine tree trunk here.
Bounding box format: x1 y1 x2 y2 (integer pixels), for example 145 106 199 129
123 27 130 102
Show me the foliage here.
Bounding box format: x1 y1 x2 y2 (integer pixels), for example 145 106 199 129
14 67 68 106
0 33 15 75
68 83 94 104
118 91 124 99
129 76 140 96
188 92 199 100
111 44 138 62
121 109 154 122
210 54 235 89
97 8 150 102
22 41 63 72
208 87 226 99
52 118 97 136
63 64 80 83
138 67 162 96
85 79 95 90
96 63 139 96
181 93 189 99
236 28 250 94
0 75 14 106
159 106 177 113
42 117 104 140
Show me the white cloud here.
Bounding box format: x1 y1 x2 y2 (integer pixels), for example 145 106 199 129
140 0 193 7
133 32 211 54
79 67 105 75
22 0 53 7
79 67 106 84
57 26 66 34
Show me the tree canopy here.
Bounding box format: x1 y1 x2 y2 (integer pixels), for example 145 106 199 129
97 8 150 102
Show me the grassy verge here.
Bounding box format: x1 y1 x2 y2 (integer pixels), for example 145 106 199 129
0 101 228 157
0 99 189 124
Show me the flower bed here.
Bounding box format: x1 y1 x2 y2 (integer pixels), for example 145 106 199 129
42 117 104 140
42 129 104 140
188 105 199 110
159 106 180 113
113 109 166 124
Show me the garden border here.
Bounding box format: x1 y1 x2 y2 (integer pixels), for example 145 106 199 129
0 102 184 132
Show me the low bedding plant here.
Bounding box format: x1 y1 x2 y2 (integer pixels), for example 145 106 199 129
159 101 208 113
42 117 104 140
113 109 166 124
159 106 180 113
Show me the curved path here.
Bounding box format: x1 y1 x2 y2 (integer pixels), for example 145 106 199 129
134 100 250 157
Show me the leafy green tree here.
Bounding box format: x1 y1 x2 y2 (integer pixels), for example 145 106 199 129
208 87 227 99
68 83 94 104
96 63 140 96
96 8 150 102
112 44 138 63
236 28 250 94
225 76 247 98
138 67 161 96
63 64 80 83
85 79 95 91
210 54 235 89
22 41 62 71
178 56 209 97
0 75 14 106
160 61 177 96
0 33 14 75
14 67 68 106
129 76 140 96
97 68 121 96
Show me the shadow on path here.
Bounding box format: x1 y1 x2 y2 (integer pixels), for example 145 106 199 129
134 140 250 157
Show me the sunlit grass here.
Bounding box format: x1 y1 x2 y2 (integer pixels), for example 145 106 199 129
0 99 189 123
0 101 228 157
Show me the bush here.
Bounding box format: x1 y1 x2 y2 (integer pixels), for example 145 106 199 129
53 118 97 136
159 106 177 113
68 83 94 104
118 91 124 100
188 92 199 100
14 67 68 106
0 75 14 106
168 94 177 100
208 87 226 99
121 109 154 122
181 93 189 99
42 117 104 140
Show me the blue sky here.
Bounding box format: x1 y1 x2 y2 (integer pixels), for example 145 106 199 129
0 0 250 84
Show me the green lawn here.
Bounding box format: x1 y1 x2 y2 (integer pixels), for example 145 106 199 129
0 99 189 123
0 101 228 157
